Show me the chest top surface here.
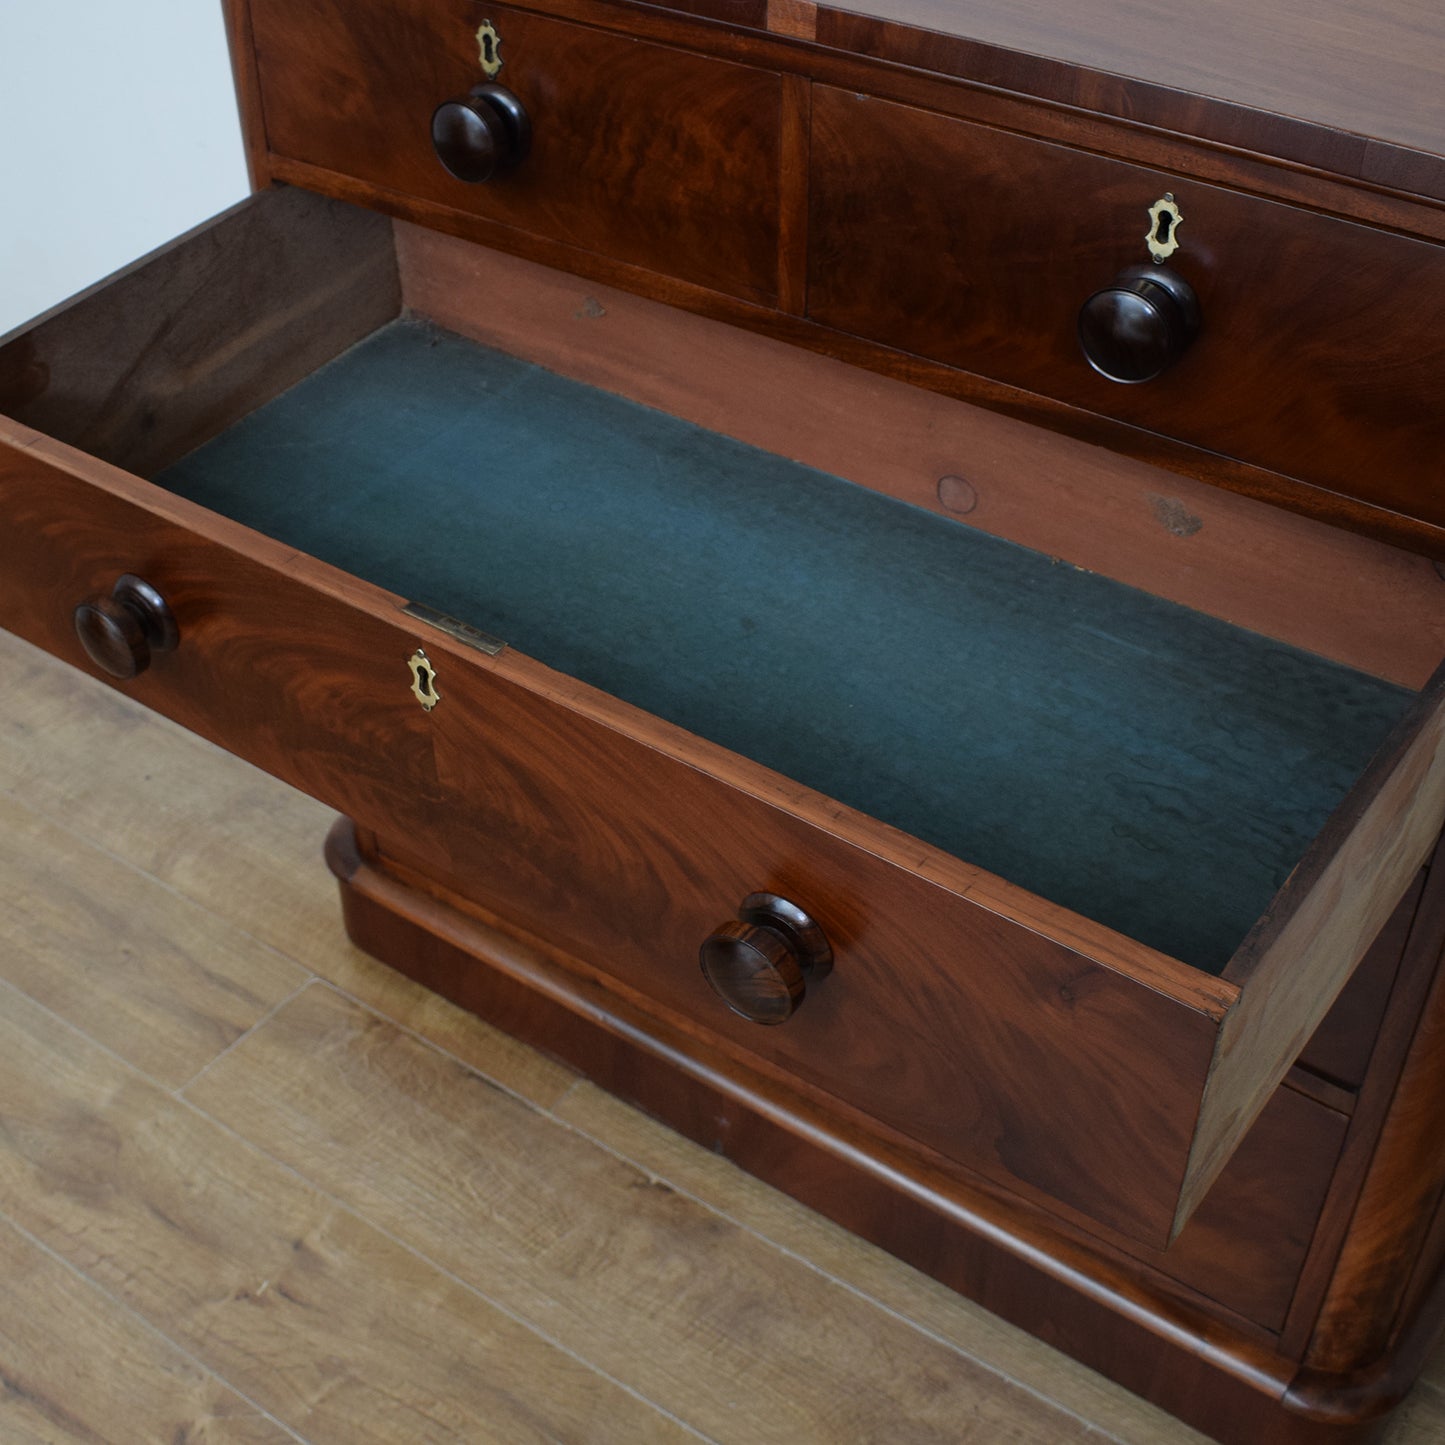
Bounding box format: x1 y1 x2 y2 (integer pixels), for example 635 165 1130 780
643 0 1445 200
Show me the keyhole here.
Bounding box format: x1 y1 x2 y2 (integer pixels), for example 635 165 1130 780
481 35 495 65
1154 211 1173 246
408 649 441 710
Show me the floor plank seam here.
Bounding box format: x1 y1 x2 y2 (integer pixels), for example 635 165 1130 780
533 1098 1131 1441
0 781 329 978
0 1199 311 1445
297 982 1121 1443
318 975 582 1111
0 971 178 1099
169 1074 724 1445
177 977 318 1096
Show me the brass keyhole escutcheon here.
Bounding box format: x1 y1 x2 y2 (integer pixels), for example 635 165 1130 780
1146 194 1184 263
408 649 441 711
476 20 503 77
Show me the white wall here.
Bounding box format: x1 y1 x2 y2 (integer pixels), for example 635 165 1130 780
0 2 249 336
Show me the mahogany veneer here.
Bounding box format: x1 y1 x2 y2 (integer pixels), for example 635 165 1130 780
4 0 1445 1439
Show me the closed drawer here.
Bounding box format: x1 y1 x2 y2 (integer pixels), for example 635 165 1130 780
249 0 784 302
2 186 1441 1252
807 86 1445 529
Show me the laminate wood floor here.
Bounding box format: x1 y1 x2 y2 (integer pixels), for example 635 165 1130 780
1 628 1442 1444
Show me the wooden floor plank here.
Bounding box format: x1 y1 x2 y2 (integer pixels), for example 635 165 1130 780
0 1212 295 1445
1425 1352 1445 1392
1386 1382 1445 1444
0 791 305 1088
0 976 702 1445
554 1080 1211 1445
186 981 1100 1445
0 629 576 1111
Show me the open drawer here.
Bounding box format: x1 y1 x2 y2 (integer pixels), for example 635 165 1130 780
2 186 1442 1250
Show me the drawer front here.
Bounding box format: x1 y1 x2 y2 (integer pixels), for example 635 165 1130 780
249 0 784 302
1160 1082 1346 1331
421 648 1231 1248
0 429 451 874
808 87 1445 526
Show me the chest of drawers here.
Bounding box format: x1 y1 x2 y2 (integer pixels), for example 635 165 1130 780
3 1 1445 1438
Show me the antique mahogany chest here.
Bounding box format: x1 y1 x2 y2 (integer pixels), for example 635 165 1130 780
3 1 1444 1439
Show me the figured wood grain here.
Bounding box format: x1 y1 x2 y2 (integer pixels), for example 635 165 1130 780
394 0 1445 237
186 981 1101 1445
0 791 305 1089
0 422 453 875
0 187 398 477
0 978 697 1445
808 86 1445 536
356 820 1347 1338
1177 666 1445 1235
0 1214 294 1444
249 0 783 302
397 223 1445 689
483 0 1445 192
387 631 1236 1248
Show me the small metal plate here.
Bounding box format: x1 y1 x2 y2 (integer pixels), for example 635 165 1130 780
402 601 506 656
476 20 503 77
1146 193 1184 263
408 648 441 711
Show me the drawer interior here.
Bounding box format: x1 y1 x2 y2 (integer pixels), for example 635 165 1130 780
153 313 1410 976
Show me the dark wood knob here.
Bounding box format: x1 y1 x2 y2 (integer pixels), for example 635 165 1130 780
431 83 531 183
699 893 832 1026
1078 264 1201 383
73 574 179 680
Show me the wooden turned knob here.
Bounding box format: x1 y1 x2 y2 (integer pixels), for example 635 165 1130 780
431 83 531 183
1078 264 1201 383
699 893 832 1025
74 574 179 680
